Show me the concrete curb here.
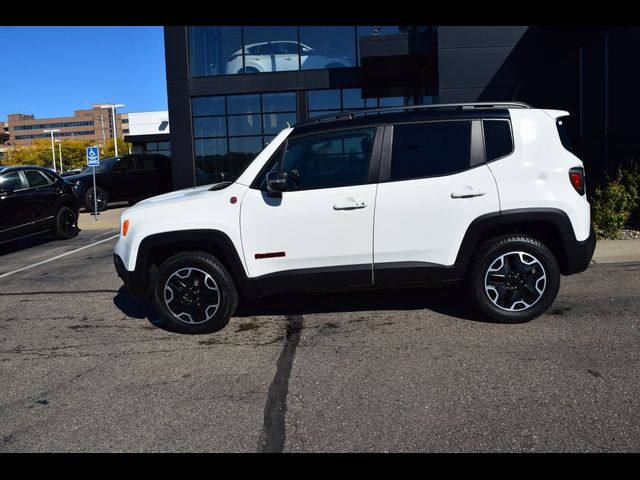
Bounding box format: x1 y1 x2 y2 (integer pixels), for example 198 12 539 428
592 239 640 264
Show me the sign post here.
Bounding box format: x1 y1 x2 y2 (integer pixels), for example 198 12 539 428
86 146 100 221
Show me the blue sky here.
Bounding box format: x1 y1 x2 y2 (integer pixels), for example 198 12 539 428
0 26 167 120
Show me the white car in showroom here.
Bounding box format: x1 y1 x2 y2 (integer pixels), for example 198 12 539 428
225 41 351 74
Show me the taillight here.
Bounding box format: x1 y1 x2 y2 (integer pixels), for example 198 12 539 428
569 167 585 195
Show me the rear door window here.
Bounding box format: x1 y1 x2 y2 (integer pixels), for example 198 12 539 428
390 121 471 181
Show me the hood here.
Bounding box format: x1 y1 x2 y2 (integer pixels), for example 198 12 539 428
64 172 93 182
126 184 220 211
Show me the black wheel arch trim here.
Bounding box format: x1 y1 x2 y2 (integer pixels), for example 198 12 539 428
123 229 255 299
454 208 595 277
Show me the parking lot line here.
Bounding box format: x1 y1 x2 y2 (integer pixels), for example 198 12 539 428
0 234 120 280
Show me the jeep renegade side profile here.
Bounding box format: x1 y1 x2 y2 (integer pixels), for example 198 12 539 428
113 102 596 334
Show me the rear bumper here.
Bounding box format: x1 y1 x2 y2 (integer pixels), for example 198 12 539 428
114 253 149 298
563 225 596 275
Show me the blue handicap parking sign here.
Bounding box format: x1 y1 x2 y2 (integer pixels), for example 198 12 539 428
86 146 100 167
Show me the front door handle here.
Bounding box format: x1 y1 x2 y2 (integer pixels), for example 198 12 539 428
333 200 367 210
451 187 486 199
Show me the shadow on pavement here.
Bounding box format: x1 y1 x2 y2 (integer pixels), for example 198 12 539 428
236 285 483 322
113 285 485 329
0 233 58 257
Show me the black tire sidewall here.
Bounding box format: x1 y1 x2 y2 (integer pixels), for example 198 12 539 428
85 186 107 212
469 236 560 323
152 252 238 334
54 206 78 239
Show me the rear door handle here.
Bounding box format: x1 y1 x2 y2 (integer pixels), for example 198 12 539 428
451 187 486 199
333 200 367 210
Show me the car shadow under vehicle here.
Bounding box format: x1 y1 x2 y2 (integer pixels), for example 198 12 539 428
0 233 60 257
113 285 485 332
236 285 482 322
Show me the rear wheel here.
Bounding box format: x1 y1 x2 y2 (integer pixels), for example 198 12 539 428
152 251 238 334
84 186 108 212
54 206 79 240
467 235 560 323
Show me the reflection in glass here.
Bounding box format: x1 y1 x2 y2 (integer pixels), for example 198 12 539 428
299 26 356 70
193 117 226 138
262 92 296 112
342 89 365 109
227 114 261 136
227 94 260 114
233 26 299 74
228 136 264 176
194 138 229 185
263 112 296 134
308 90 341 111
192 96 225 116
308 110 340 118
189 26 242 77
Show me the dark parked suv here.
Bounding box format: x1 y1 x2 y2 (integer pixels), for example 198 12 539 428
0 165 79 244
67 153 172 212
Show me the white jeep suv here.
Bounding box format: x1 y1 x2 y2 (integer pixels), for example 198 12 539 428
113 102 596 334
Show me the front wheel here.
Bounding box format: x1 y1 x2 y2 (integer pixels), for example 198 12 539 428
152 251 238 334
467 235 560 323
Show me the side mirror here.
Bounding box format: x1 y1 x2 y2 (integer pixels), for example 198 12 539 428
0 186 14 198
266 171 288 194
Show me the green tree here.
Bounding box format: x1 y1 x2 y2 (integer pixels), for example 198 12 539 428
100 138 131 158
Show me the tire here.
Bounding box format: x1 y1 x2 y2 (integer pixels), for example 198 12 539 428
53 206 79 240
152 251 238 334
84 186 108 212
467 235 560 323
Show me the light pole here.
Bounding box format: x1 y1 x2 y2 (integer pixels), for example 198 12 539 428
95 104 125 157
43 129 60 172
55 140 63 173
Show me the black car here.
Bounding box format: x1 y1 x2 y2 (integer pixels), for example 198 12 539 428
67 153 172 212
0 165 80 244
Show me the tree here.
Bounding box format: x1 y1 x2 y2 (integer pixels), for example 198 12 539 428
100 138 131 158
2 139 95 171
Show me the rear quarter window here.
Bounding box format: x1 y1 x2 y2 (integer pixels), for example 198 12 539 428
483 120 513 161
557 120 574 153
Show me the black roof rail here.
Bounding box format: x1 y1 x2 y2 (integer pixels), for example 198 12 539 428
297 101 532 126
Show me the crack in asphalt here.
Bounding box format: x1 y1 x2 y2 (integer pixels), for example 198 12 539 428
259 315 303 453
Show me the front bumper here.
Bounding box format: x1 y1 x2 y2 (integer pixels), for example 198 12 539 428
114 253 149 298
563 225 596 275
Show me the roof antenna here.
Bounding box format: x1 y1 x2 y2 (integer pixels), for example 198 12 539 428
511 84 521 101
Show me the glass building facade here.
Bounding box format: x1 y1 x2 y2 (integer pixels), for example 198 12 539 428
175 26 437 185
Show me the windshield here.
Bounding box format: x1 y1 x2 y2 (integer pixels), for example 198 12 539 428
83 156 121 173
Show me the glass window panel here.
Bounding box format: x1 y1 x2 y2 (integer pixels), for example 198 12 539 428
228 136 264 178
242 26 299 73
262 92 296 112
263 112 296 134
189 26 242 77
158 141 170 150
146 142 158 150
192 96 225 116
227 94 260 114
308 110 341 118
281 128 375 191
308 90 341 111
299 26 356 70
194 138 227 158
390 122 471 181
193 116 227 138
24 170 50 187
365 97 378 108
227 114 261 136
379 96 410 107
0 171 26 190
342 89 365 109
194 138 229 186
484 121 513 161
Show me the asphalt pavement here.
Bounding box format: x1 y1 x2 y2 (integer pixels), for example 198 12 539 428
0 216 639 452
